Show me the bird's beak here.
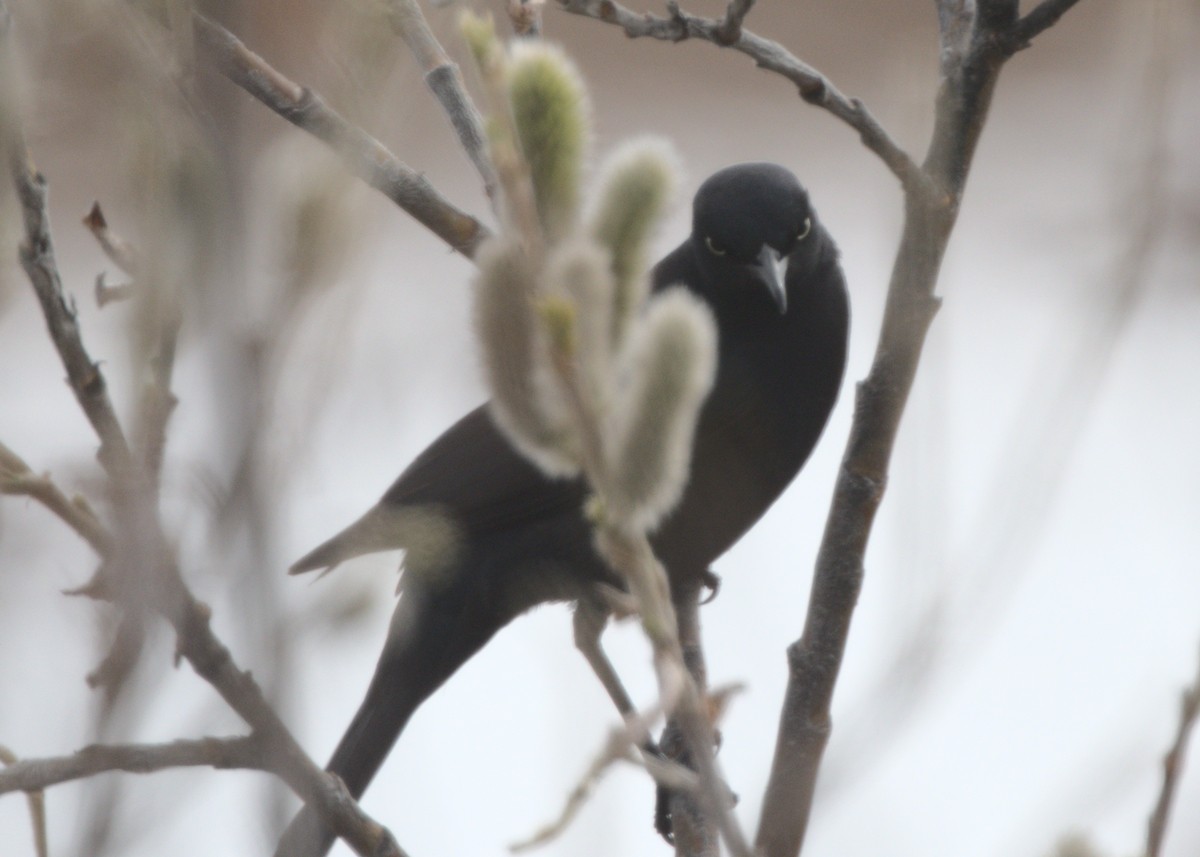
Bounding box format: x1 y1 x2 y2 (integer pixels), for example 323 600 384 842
754 245 789 314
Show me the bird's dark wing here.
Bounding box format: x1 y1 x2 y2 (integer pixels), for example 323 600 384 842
380 404 587 535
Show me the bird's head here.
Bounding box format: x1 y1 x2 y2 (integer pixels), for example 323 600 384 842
689 162 820 314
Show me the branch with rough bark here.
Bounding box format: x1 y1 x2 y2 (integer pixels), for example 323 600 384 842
383 0 497 203
186 11 489 258
0 736 264 794
557 0 931 198
0 7 409 854
0 441 113 556
755 5 1084 855
561 3 1088 857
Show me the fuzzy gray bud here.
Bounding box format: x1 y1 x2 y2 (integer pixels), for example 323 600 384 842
589 138 679 345
507 43 589 245
542 239 617 410
473 239 578 476
606 288 717 530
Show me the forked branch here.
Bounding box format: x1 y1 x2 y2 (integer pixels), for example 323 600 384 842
557 0 932 199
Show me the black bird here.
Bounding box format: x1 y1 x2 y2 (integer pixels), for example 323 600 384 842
276 163 849 856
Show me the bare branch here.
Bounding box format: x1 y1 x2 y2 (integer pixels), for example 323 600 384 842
82 200 180 484
1146 644 1200 857
0 441 113 556
0 736 265 794
751 3 1087 856
556 0 931 198
936 0 972 76
1005 0 1085 53
1 12 412 852
715 0 755 45
133 312 180 485
383 0 497 203
510 713 699 853
187 12 490 258
0 746 48 857
0 33 137 479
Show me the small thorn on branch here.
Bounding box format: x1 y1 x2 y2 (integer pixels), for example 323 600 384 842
63 566 114 602
94 272 135 307
83 201 140 277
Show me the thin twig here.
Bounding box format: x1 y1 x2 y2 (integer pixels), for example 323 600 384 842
1 12 136 480
383 0 497 204
1005 0 1085 53
0 735 265 794
83 202 140 277
94 272 136 307
715 0 755 45
82 201 180 484
1 10 410 853
0 441 113 556
0 746 48 857
556 0 932 199
510 706 699 853
542 313 750 854
1145 644 1200 857
187 12 489 258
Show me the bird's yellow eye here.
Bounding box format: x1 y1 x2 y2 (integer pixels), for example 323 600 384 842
705 236 727 256
797 217 812 241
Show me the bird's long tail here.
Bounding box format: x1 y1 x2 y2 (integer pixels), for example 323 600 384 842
273 580 509 857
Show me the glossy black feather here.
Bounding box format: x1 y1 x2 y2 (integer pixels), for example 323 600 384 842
276 163 849 857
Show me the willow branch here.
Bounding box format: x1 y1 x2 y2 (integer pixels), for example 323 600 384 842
188 12 489 258
556 0 931 197
0 736 264 794
752 4 1086 856
1005 0 1085 53
0 746 48 857
2 14 410 854
715 0 755 45
1 75 137 480
383 0 497 203
0 441 113 557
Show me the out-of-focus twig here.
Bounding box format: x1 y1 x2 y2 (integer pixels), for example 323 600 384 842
0 746 48 857
2 118 136 481
0 9 410 853
186 11 489 258
0 441 113 557
93 272 135 307
510 701 698 853
512 680 742 853
0 736 263 794
383 0 497 203
83 202 140 277
82 199 179 485
1145 643 1200 857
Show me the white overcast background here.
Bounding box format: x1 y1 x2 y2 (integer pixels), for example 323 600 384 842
1 1 1198 856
